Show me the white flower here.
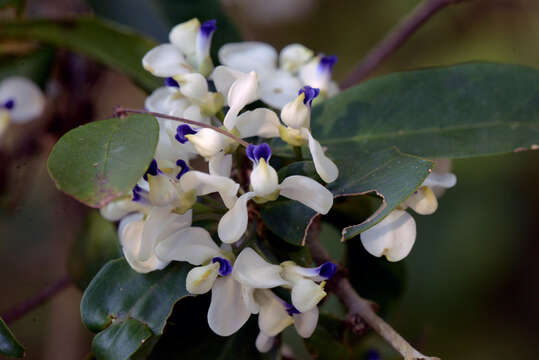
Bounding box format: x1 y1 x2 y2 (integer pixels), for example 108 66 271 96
217 41 338 109
0 76 45 135
360 172 457 262
118 207 194 273
280 261 337 312
254 289 320 353
278 87 339 183
100 197 151 221
142 18 217 77
217 143 333 244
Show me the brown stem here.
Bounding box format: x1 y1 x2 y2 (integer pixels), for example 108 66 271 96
115 107 250 148
340 0 465 89
1 275 72 324
307 218 439 360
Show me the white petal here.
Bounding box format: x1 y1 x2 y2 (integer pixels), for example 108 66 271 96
255 332 275 353
403 186 438 215
182 104 209 125
138 207 192 262
291 278 326 313
234 108 280 138
304 130 339 183
293 306 318 338
145 87 189 116
155 226 221 265
279 175 333 214
241 285 260 314
232 248 288 288
169 18 200 57
210 65 245 103
360 210 416 262
147 174 178 206
99 198 149 221
142 44 191 77
279 44 314 73
280 92 310 129
423 172 457 189
224 71 259 130
259 70 302 110
218 192 255 243
256 290 293 336
299 57 329 92
118 213 169 273
185 128 228 159
186 263 220 294
209 153 233 178
208 276 250 336
175 73 209 101
0 77 45 123
250 159 279 197
218 42 277 77
180 170 239 209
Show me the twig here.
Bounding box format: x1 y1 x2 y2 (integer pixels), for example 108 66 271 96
115 107 250 148
1 275 72 324
340 0 465 89
307 218 439 360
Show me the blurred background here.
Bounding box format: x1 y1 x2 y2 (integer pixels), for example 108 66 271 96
0 0 538 359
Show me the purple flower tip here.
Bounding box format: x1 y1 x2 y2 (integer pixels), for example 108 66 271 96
246 143 272 164
175 159 190 179
298 86 320 107
319 262 337 279
285 302 301 316
212 257 232 276
3 98 15 110
200 19 217 38
175 124 197 144
143 159 160 180
320 55 338 71
165 77 180 88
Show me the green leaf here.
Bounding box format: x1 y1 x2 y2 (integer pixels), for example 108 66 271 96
0 18 162 92
261 150 432 244
0 317 24 358
86 0 241 60
92 319 152 360
67 210 122 290
81 259 191 334
311 63 539 159
47 114 159 208
0 47 54 87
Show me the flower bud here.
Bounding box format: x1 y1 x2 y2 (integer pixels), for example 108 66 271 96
186 262 220 294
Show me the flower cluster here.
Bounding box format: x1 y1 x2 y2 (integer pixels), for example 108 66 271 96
101 18 340 351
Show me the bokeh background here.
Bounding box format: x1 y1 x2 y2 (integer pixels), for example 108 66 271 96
0 0 538 359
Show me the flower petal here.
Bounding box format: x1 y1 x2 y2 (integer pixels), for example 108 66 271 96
403 186 438 215
180 170 239 209
255 332 275 353
279 44 314 73
208 276 250 336
142 44 191 77
293 306 319 338
291 278 326 313
147 174 178 206
155 226 221 265
217 192 255 243
209 153 233 178
304 130 339 183
256 289 293 336
232 248 288 288
259 70 302 109
145 86 190 116
210 65 245 103
224 71 259 130
0 76 45 123
360 210 416 262
234 108 280 138
175 73 209 101
100 198 149 221
186 262 220 294
423 172 457 189
169 18 200 57
279 175 333 214
218 42 277 77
